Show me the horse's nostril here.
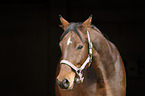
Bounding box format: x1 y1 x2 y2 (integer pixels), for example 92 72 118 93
57 78 70 89
62 79 70 89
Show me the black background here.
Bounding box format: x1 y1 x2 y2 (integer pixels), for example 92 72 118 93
0 0 145 96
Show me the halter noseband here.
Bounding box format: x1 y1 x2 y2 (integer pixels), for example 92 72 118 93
60 31 93 83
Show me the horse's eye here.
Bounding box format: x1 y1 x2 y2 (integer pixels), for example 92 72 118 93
77 45 83 50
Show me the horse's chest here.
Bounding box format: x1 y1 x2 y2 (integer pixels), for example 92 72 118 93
77 67 97 96
79 83 97 96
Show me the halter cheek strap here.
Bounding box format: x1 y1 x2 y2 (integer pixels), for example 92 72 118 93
60 31 93 83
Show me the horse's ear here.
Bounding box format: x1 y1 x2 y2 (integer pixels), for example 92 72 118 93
59 15 70 30
81 15 92 28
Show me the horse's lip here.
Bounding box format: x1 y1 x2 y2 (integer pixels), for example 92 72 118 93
67 82 74 90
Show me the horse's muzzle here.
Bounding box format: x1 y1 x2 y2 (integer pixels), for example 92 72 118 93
57 78 70 89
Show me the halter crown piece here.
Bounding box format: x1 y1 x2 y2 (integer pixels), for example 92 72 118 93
60 31 93 84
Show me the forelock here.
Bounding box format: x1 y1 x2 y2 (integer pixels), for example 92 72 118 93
60 22 83 41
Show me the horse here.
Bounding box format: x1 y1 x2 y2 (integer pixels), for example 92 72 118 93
55 15 126 96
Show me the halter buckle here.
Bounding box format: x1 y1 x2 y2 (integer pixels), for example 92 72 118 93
75 77 84 84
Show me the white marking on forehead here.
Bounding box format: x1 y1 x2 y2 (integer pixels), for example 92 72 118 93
67 37 72 45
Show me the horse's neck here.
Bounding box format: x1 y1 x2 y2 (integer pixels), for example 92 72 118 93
88 27 119 80
88 28 120 95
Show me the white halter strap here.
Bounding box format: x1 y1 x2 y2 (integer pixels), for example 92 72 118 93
60 31 93 83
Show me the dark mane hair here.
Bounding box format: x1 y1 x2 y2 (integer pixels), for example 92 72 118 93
60 22 103 41
60 22 83 41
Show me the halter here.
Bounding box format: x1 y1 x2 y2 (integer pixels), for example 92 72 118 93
60 31 93 83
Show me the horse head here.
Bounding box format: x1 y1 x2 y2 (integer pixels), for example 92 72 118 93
56 16 93 90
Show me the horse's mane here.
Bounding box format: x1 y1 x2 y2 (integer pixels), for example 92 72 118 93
60 22 103 41
60 22 83 41
90 25 102 34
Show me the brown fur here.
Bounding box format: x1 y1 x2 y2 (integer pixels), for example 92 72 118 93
56 16 126 96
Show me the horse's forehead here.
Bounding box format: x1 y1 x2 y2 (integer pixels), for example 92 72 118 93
62 31 82 44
